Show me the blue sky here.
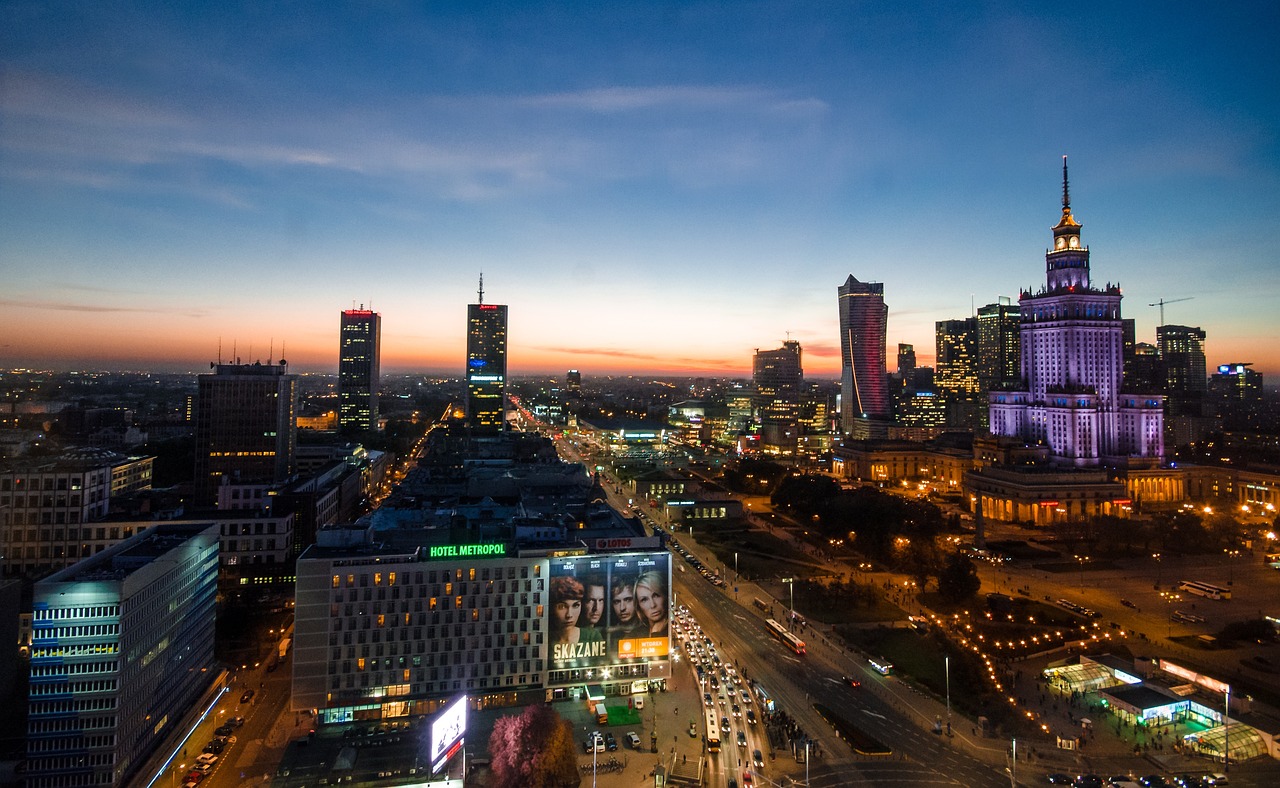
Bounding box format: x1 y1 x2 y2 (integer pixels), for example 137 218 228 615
2 1 1277 376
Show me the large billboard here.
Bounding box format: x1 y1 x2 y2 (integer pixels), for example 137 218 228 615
548 551 670 669
429 694 467 773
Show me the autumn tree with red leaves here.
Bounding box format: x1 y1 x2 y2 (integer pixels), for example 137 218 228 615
487 703 580 788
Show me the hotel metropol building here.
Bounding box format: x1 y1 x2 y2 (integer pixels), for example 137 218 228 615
293 527 672 724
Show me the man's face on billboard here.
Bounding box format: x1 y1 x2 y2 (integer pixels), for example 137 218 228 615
585 584 606 626
612 584 635 624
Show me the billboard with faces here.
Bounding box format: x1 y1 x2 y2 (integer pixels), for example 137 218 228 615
547 552 670 669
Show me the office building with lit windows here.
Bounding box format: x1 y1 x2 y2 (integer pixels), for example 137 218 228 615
292 529 672 723
987 159 1164 467
338 308 381 433
193 361 298 506
1157 324 1208 416
753 340 803 455
837 275 890 430
25 522 219 788
466 279 508 434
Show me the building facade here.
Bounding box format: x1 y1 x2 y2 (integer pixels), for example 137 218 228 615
988 159 1164 466
25 523 219 788
752 340 803 455
466 279 508 434
837 275 890 428
193 361 298 506
293 536 672 722
1 449 155 578
338 308 382 434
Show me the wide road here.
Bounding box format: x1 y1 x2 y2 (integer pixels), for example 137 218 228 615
674 564 1012 788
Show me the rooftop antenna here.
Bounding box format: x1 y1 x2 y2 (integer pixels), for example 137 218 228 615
269 338 274 365
217 337 222 365
478 272 485 305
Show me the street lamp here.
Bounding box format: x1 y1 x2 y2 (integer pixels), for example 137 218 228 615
1073 555 1089 594
781 578 795 624
945 654 951 730
1152 552 1162 589
1224 548 1240 585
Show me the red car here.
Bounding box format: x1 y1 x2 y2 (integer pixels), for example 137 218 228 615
742 772 753 785
842 675 861 688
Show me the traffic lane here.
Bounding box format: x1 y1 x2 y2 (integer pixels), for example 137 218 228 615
677 569 1006 788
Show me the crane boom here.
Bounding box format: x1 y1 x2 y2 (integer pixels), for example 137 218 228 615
1148 297 1193 326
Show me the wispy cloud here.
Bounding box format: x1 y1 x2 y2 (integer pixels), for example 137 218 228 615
518 85 828 117
0 298 208 317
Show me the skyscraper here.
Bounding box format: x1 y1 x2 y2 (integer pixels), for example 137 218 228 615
837 275 890 430
976 301 1021 392
753 340 803 455
194 360 298 505
988 158 1164 464
1157 324 1207 416
338 307 381 433
466 276 508 433
935 317 979 395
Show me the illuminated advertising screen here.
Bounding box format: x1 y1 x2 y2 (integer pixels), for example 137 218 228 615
429 694 467 773
548 552 670 669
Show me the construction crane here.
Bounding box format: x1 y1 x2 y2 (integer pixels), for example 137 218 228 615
1149 297 1193 327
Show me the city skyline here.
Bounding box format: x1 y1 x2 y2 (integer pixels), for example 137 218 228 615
2 3 1277 378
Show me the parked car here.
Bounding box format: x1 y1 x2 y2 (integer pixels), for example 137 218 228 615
239 690 255 704
626 731 641 749
604 732 617 751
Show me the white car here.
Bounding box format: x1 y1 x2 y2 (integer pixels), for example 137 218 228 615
195 753 218 765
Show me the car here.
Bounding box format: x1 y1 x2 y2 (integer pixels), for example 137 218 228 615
195 754 218 766
583 732 604 753
746 709 757 725
1077 776 1103 788
728 781 738 788
202 740 224 754
688 721 698 738
842 675 862 688
1120 598 1137 609
736 731 747 748
740 690 751 704
742 772 753 786
1048 776 1073 786
604 732 617 751
732 704 741 718
721 717 731 734
752 749 764 769
215 723 234 736
626 731 641 749
1139 778 1169 788
239 690 255 704
704 692 713 705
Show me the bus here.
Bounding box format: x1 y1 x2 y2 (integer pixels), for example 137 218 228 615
705 710 721 754
869 658 894 676
764 619 806 655
1177 580 1231 600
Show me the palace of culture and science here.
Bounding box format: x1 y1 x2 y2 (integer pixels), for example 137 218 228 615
988 158 1165 466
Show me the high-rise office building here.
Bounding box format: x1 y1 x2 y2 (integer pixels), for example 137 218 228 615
1208 362 1264 430
194 361 298 505
338 307 381 433
1157 324 1208 416
837 275 890 429
753 340 803 455
25 523 219 788
565 369 582 392
466 277 508 433
935 317 980 395
988 158 1164 464
896 343 916 381
977 301 1021 392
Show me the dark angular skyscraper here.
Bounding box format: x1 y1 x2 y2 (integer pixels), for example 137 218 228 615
466 276 508 433
838 274 889 429
194 360 297 505
338 307 381 433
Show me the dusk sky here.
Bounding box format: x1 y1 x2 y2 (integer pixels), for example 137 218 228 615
2 2 1277 379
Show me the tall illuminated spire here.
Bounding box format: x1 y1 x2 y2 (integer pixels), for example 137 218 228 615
477 272 485 305
1062 155 1070 215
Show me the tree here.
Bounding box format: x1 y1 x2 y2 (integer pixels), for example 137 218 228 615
936 552 981 603
488 704 580 788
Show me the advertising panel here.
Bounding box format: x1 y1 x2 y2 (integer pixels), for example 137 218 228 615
548 551 670 669
429 694 467 773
